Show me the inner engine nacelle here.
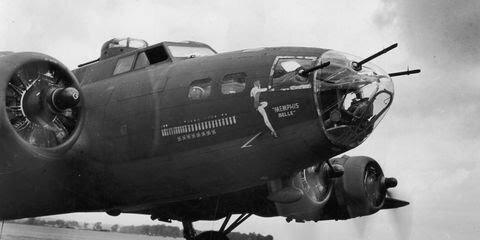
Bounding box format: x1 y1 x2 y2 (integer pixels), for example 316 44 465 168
0 52 84 171
268 162 333 222
270 156 396 222
325 155 387 220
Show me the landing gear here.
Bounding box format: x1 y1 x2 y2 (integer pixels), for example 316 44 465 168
195 231 229 240
182 213 252 240
182 221 197 240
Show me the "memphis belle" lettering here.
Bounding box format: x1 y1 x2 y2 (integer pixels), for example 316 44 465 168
272 103 300 118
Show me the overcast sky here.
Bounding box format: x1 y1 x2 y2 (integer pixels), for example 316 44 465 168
1 0 479 239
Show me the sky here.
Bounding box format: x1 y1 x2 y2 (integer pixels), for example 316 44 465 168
1 0 479 239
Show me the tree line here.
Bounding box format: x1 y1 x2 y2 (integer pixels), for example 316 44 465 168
20 218 82 229
15 218 274 240
118 225 273 240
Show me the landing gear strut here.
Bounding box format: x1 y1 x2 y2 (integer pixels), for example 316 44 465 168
182 213 252 240
182 221 197 240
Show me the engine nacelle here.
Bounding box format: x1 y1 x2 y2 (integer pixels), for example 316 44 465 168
270 156 395 222
268 161 333 222
0 52 84 171
325 155 387 220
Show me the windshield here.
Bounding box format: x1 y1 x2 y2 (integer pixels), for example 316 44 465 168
107 38 148 49
168 46 216 58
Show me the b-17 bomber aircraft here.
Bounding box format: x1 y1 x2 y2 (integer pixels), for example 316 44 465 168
0 38 420 240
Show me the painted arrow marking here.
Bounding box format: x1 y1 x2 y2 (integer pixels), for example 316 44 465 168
241 131 263 149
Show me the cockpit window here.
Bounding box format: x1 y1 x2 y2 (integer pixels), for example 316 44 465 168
188 78 212 100
113 54 135 75
108 38 147 49
221 72 246 95
134 46 170 70
134 52 150 69
109 39 128 48
101 38 148 60
270 57 316 90
168 46 216 58
272 58 314 78
128 39 148 48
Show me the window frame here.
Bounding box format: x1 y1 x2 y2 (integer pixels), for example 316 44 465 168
269 56 318 90
220 72 247 95
133 51 150 70
132 45 171 71
112 54 136 76
188 78 214 101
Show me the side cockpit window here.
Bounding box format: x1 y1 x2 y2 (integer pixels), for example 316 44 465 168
221 72 246 95
188 78 212 100
145 46 169 64
270 57 316 90
110 44 170 76
113 54 135 75
134 52 149 69
134 46 170 70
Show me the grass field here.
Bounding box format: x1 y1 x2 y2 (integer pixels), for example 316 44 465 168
0 223 178 240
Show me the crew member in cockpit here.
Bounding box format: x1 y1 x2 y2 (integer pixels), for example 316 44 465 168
348 92 373 121
323 89 373 131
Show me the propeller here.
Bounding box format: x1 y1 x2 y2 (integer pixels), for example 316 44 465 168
385 189 413 240
5 57 82 149
354 178 412 240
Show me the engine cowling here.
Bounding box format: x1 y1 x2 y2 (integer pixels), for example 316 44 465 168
326 155 387 220
270 156 399 222
0 52 84 171
269 162 333 221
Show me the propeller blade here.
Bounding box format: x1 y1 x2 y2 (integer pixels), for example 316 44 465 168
385 189 413 240
382 197 410 209
389 205 413 240
353 216 369 239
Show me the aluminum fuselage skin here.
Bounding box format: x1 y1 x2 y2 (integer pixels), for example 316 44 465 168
0 45 341 220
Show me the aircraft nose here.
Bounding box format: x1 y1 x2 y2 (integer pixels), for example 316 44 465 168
312 50 394 149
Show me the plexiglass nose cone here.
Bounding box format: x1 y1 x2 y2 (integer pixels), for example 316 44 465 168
314 50 394 149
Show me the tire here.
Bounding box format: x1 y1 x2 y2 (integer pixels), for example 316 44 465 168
195 231 229 240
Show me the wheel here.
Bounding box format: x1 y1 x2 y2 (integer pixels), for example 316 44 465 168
195 231 229 240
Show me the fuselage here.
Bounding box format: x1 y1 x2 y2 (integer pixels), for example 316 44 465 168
74 46 336 210
0 40 394 220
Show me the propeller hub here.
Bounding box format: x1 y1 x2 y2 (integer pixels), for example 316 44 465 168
21 81 81 126
51 87 81 111
21 80 55 125
383 177 398 189
4 55 84 149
